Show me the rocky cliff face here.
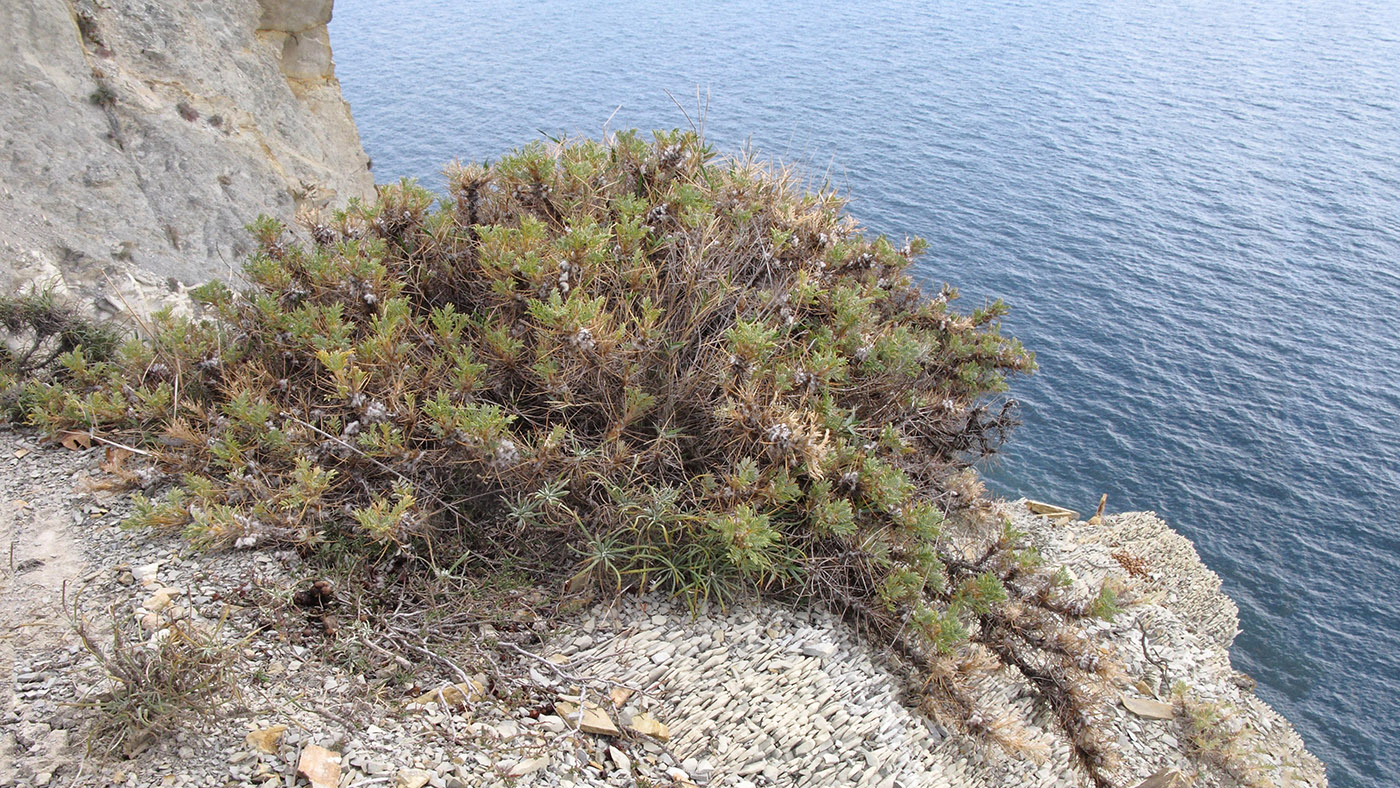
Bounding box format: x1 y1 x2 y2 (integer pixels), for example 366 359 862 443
1 0 373 318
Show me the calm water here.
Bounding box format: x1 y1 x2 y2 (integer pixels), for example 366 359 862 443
329 2 1400 785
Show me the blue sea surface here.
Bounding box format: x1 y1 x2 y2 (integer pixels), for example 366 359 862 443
329 2 1400 785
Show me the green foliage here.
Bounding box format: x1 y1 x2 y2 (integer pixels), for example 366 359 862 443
957 572 1010 615
1088 583 1124 621
810 494 855 537
24 131 1129 770
706 504 783 580
0 288 124 423
912 603 969 655
1173 684 1289 788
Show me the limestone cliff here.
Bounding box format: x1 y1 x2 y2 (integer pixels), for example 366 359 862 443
0 0 373 318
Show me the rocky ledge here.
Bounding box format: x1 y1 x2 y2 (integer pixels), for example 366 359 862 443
0 431 1326 788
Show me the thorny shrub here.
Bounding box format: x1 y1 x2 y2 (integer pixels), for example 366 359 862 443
25 131 1129 784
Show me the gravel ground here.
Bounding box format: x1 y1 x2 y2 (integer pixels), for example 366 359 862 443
0 428 1327 787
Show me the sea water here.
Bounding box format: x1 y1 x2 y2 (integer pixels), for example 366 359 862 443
329 2 1400 785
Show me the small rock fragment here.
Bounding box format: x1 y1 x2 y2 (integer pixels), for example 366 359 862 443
555 699 621 736
1132 768 1190 788
411 678 487 710
1121 694 1175 720
609 745 631 773
297 744 342 788
245 725 287 753
142 587 182 611
396 768 432 788
628 712 670 742
505 756 550 777
536 714 567 733
693 758 714 784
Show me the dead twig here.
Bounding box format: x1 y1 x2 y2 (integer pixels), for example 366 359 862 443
1137 615 1171 695
389 630 473 685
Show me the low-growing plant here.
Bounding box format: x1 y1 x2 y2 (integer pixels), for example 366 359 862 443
29 130 1129 783
0 288 123 422
68 592 238 757
90 81 117 108
1173 683 1284 788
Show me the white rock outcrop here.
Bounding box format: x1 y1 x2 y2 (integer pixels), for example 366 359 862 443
548 506 1328 788
1 0 374 318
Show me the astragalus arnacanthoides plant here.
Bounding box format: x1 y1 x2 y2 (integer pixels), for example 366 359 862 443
28 130 1126 784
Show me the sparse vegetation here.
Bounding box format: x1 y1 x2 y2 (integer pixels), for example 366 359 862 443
68 590 238 758
90 80 117 108
1174 683 1285 788
20 130 1130 783
75 8 104 49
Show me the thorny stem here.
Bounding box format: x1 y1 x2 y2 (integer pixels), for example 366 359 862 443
979 618 1116 788
1137 616 1170 696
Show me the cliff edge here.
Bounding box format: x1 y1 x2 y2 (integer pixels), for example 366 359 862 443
0 0 373 319
0 432 1328 787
